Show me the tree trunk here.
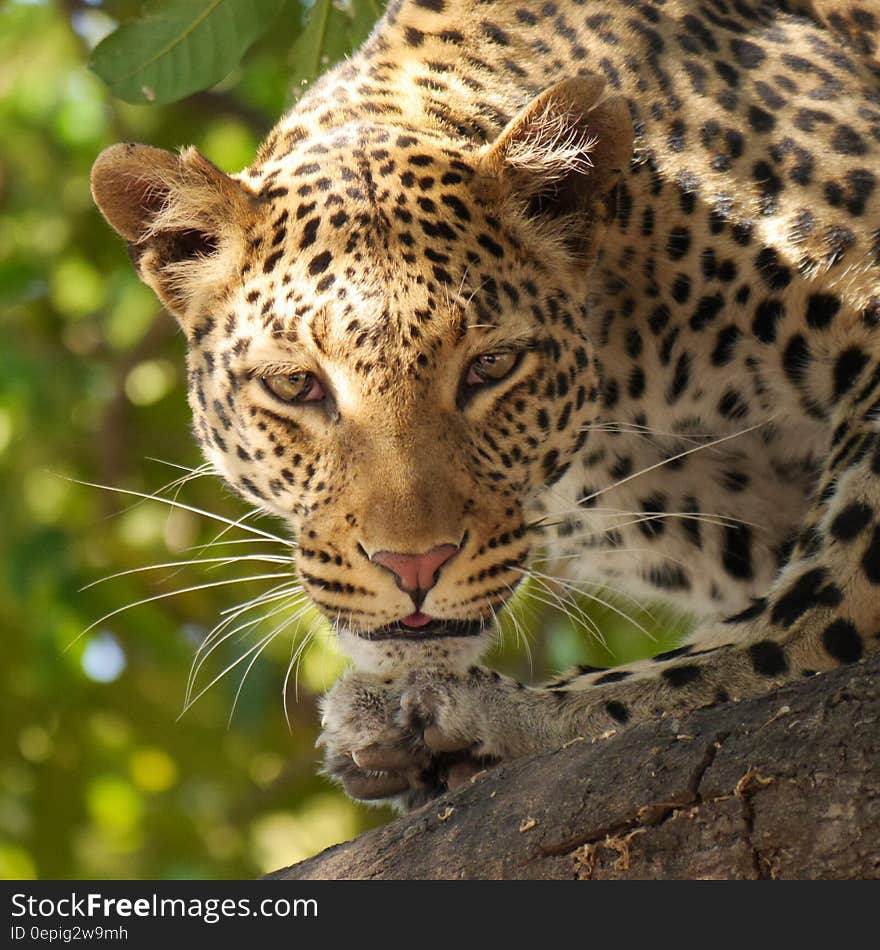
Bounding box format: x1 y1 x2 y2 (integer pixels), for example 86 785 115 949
268 656 880 880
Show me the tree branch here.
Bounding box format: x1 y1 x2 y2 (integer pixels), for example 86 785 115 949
268 655 880 880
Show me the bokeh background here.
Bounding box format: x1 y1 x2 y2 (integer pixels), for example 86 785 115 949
1 0 686 880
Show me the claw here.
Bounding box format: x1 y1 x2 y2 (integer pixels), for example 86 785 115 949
352 744 420 771
344 771 411 801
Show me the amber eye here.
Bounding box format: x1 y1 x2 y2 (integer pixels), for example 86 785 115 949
465 351 521 387
261 372 325 404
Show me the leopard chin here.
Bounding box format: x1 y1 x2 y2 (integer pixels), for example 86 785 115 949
335 619 493 677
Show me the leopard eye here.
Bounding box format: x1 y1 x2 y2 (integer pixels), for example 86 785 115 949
261 371 325 404
465 351 521 387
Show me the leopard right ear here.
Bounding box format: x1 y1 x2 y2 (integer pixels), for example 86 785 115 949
477 77 633 259
91 143 256 320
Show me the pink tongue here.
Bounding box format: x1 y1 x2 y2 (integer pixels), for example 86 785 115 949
401 612 433 628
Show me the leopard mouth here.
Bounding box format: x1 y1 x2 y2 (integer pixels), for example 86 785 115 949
355 619 485 641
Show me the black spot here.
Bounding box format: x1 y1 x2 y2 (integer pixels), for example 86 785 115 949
594 670 632 685
628 366 646 398
440 194 471 221
714 60 739 87
662 665 701 687
755 247 791 290
863 527 880 583
754 80 785 110
824 226 855 266
749 640 788 676
844 168 875 216
480 20 511 45
722 524 753 580
711 325 740 366
262 249 283 274
805 293 840 330
732 220 754 245
700 247 718 279
782 334 810 386
724 597 767 624
601 378 619 409
667 118 687 153
624 327 642 358
722 470 749 493
752 161 782 215
748 105 775 133
649 304 670 334
652 645 694 662
794 107 832 132
577 664 603 675
659 327 680 366
752 298 785 343
770 567 843 627
667 353 691 403
822 619 864 663
833 347 869 400
832 125 867 155
690 293 724 331
638 492 667 539
477 233 504 258
308 251 332 275
730 38 765 68
666 226 691 260
646 563 690 590
677 180 698 217
299 217 320 249
605 701 630 724
830 502 871 542
671 273 691 303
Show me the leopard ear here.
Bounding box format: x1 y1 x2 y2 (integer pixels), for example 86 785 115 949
477 77 633 254
91 143 256 319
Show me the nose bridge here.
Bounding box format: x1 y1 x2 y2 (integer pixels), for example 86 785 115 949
357 410 466 551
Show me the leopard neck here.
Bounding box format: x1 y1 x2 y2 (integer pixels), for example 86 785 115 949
258 0 664 159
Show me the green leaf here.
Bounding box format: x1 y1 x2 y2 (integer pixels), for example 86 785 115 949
90 0 288 105
289 0 339 95
350 0 384 43
289 0 385 99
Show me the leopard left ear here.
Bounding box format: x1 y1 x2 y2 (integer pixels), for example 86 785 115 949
477 77 633 251
91 143 256 320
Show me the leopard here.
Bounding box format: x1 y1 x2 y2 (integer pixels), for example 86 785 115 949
91 0 880 811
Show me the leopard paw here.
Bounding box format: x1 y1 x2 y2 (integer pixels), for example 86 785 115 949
399 667 504 765
318 670 498 807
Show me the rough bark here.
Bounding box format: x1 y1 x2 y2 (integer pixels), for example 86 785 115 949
268 656 880 880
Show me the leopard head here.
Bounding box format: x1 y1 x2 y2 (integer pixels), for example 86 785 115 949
91 78 632 674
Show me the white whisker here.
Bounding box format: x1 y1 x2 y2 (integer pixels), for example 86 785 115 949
81 554 292 591
69 572 296 653
65 476 292 545
185 583 305 703
576 419 772 507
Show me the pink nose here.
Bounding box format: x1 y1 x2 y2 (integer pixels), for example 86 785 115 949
371 544 459 598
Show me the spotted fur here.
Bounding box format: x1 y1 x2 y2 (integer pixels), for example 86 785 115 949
92 0 880 808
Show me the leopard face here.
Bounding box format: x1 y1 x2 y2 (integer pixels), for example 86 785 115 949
91 82 631 672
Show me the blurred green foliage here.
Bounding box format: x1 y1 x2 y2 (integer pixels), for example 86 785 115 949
1 0 687 881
